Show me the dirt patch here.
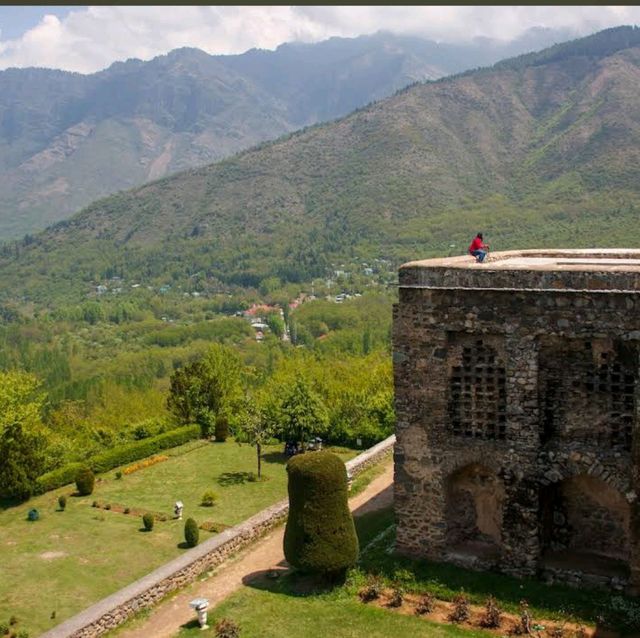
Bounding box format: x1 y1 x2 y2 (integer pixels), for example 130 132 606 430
368 590 604 638
39 551 67 560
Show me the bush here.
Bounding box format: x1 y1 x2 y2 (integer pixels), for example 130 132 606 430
104 503 111 510
387 587 404 608
215 618 240 638
92 500 99 508
214 414 229 442
448 593 470 623
200 490 217 507
415 593 435 615
27 508 39 521
142 513 154 531
0 622 8 635
16 631 29 638
247 472 257 482
283 451 358 575
184 518 199 547
75 468 95 496
124 507 130 514
115 471 122 480
58 495 67 510
480 595 503 628
35 462 84 494
358 576 383 602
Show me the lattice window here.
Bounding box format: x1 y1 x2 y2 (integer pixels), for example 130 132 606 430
588 353 634 450
448 340 507 439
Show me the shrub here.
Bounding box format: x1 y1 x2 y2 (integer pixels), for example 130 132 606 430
16 631 29 638
284 451 358 576
387 586 404 608
124 507 130 514
142 513 154 531
247 471 257 482
58 495 67 510
75 468 95 496
184 518 199 547
27 508 39 521
92 500 99 508
215 618 240 638
200 490 217 507
517 600 532 635
358 576 383 602
214 414 229 442
415 592 436 615
35 462 84 494
115 471 122 480
104 503 111 510
122 455 169 475
480 595 502 628
0 622 8 634
9 616 17 625
448 593 470 623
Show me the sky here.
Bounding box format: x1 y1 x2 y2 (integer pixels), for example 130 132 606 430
0 5 638 74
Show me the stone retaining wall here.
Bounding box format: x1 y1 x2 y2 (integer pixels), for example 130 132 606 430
40 436 395 638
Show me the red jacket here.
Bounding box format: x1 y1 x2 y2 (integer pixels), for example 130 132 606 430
469 237 484 253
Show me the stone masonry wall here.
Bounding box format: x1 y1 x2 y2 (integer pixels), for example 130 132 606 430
393 279 640 593
40 436 395 638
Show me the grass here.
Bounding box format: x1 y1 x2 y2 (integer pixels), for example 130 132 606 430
0 440 356 636
176 507 640 637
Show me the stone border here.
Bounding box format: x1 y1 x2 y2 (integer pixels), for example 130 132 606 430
40 435 395 638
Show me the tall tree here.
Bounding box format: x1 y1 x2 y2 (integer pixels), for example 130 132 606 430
237 401 272 478
167 344 245 437
0 371 48 500
278 378 329 448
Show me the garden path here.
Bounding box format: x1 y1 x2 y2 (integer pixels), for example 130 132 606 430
117 462 394 638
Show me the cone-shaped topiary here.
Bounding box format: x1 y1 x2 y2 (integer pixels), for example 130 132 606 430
184 517 199 547
142 513 154 531
283 451 358 575
75 468 95 496
214 413 229 442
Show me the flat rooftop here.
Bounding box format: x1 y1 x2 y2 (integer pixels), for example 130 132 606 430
399 250 640 292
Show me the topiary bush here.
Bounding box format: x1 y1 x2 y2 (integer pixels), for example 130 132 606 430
200 490 217 506
58 495 67 511
75 468 95 496
214 414 229 442
184 517 199 547
142 513 154 531
27 508 39 521
283 451 358 576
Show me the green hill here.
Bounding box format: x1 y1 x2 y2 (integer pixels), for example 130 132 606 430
3 26 640 307
0 30 570 240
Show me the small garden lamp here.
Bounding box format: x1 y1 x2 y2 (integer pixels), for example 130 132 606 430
189 597 209 630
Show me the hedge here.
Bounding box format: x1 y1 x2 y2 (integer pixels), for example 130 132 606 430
35 425 200 494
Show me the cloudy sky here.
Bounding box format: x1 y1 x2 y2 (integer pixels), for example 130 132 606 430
0 5 637 74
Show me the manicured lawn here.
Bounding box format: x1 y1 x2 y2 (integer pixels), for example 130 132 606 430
177 587 487 638
0 440 355 636
176 507 640 637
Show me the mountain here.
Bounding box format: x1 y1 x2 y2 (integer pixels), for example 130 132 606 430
0 28 576 239
3 26 640 306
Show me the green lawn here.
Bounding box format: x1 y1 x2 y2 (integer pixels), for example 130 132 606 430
0 440 355 636
176 507 640 637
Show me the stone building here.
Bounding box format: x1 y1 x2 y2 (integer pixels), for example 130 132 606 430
392 249 640 593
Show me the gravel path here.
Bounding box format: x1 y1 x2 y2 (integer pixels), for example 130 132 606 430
117 463 394 638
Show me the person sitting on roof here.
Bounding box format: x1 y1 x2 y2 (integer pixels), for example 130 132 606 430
468 232 490 263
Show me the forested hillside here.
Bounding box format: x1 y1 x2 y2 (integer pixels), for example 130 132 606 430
2 26 640 307
0 29 569 239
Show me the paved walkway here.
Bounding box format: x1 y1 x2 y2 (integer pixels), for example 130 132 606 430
117 463 393 638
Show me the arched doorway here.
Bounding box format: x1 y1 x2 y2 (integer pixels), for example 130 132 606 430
445 464 504 560
539 475 630 578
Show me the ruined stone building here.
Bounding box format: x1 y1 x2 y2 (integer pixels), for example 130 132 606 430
392 250 639 593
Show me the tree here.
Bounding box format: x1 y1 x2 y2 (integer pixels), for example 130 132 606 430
237 402 272 479
0 371 48 500
278 378 329 448
167 345 245 437
265 313 285 339
283 451 358 576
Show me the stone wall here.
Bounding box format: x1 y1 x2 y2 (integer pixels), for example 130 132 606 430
393 256 640 593
40 436 395 638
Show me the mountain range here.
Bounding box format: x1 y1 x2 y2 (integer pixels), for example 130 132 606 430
2 26 640 306
0 27 575 239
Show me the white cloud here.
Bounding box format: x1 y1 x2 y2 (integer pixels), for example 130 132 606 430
0 5 639 74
